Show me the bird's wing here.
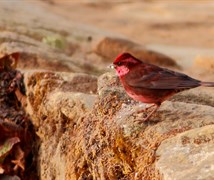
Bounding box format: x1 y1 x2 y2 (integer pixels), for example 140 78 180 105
125 64 201 89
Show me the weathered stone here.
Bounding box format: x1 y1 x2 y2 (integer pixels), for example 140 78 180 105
170 87 214 107
21 68 214 180
94 37 179 67
24 71 97 126
38 72 211 180
156 125 214 180
0 35 87 73
23 71 98 179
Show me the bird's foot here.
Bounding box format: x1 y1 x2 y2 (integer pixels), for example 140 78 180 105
134 104 160 124
134 115 152 124
136 104 156 114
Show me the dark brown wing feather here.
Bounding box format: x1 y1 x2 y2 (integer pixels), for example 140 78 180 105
124 63 201 89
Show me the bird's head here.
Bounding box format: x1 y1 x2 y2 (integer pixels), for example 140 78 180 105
113 52 141 76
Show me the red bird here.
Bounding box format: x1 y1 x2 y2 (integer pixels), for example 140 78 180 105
113 52 214 122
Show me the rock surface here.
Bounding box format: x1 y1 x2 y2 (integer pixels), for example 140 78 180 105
24 71 98 179
23 71 214 179
93 37 178 67
156 125 214 180
0 0 214 180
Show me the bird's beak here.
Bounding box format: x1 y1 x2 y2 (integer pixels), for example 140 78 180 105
108 64 115 69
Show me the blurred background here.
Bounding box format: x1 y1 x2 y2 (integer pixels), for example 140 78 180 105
48 1 214 65
1 0 214 79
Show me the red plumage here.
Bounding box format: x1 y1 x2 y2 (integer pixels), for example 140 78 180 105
113 52 214 122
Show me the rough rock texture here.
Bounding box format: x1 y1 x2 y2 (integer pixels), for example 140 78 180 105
156 125 214 180
24 71 98 179
23 70 214 179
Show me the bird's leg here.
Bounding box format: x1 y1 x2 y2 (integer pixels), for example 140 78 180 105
143 104 160 121
136 103 161 123
136 104 156 114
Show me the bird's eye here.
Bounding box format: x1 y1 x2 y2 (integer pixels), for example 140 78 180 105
117 62 122 66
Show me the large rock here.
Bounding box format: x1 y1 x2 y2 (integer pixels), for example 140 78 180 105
156 125 214 180
24 71 98 179
24 71 97 127
94 37 179 67
0 27 95 74
23 70 214 179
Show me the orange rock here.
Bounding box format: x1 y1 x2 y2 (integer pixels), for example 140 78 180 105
94 37 179 68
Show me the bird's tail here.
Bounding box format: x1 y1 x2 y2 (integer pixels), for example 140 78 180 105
201 82 214 87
